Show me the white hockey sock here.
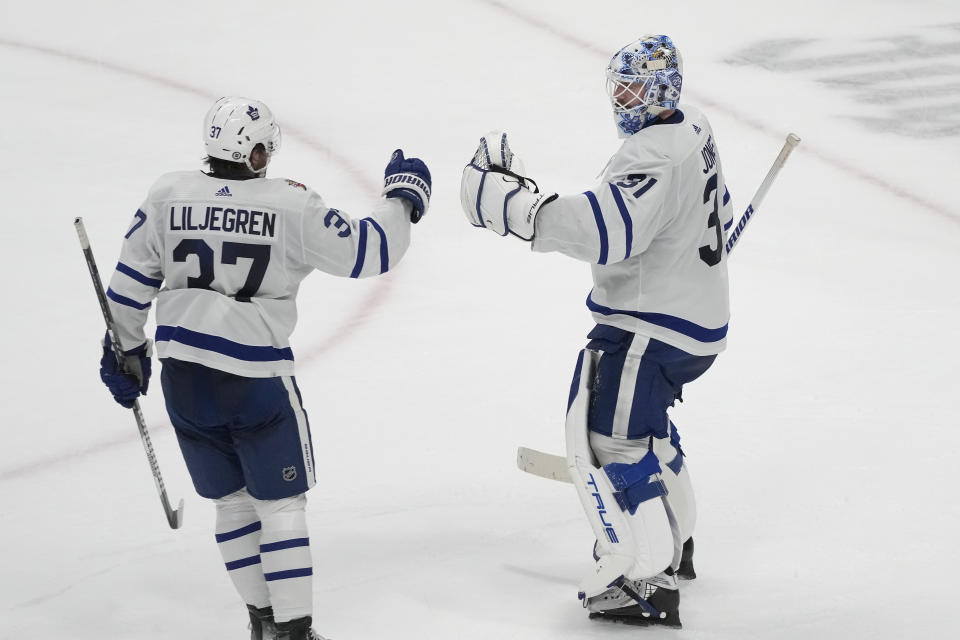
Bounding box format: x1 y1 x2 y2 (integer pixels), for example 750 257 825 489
214 488 270 609
251 493 313 623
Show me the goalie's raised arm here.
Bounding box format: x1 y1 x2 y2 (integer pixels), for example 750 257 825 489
460 131 557 240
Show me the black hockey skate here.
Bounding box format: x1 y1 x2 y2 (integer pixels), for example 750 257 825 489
584 568 681 628
274 616 329 640
247 604 276 640
678 537 696 580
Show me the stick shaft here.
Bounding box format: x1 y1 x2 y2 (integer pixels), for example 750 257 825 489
725 133 801 254
74 217 183 529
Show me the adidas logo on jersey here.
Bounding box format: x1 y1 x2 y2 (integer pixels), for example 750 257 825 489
215 186 232 197
692 123 702 135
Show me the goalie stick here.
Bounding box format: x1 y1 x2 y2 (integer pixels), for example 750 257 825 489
517 446 572 483
725 133 801 254
517 133 801 483
75 217 184 529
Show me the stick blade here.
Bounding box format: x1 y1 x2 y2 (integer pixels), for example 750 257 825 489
166 499 185 529
516 446 572 483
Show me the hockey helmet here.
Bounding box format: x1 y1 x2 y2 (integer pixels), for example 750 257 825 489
203 97 281 174
605 35 683 137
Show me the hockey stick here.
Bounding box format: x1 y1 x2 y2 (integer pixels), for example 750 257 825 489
74 217 184 529
517 133 801 483
725 133 801 254
517 446 572 483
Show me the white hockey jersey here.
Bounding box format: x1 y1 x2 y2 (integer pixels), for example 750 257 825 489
107 170 411 377
533 105 733 356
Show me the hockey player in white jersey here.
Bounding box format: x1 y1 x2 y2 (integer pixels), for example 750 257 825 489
461 36 731 627
97 96 431 640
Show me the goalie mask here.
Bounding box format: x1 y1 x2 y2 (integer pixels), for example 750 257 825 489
605 35 683 138
203 97 281 174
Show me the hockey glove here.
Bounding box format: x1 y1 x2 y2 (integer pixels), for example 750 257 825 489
382 149 431 223
99 332 152 409
460 131 557 241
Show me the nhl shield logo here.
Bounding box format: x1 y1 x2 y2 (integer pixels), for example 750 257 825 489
282 466 297 482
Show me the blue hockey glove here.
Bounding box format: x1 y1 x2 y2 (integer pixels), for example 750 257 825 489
382 149 431 223
99 332 152 409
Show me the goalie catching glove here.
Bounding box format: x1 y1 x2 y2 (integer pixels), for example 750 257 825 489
460 131 557 240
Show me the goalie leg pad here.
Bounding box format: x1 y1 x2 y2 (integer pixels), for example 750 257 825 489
653 421 696 549
566 350 674 597
591 426 696 573
603 451 667 515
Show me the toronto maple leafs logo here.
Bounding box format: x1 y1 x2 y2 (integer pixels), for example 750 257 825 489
247 105 260 121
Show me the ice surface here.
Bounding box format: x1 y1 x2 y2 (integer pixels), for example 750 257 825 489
1 1 958 637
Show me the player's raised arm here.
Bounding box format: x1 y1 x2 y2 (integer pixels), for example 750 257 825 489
301 149 431 278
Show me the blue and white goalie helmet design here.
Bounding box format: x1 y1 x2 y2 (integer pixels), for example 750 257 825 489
605 35 683 137
203 96 281 174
